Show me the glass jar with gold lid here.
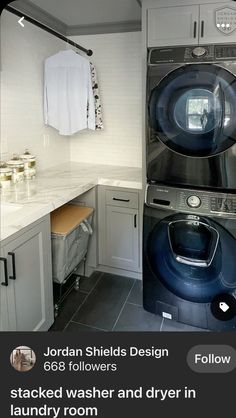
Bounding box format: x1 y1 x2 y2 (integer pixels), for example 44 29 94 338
6 154 25 183
20 149 36 179
0 161 12 188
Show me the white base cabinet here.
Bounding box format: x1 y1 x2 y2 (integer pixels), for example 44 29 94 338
106 205 139 271
0 215 54 331
98 186 141 274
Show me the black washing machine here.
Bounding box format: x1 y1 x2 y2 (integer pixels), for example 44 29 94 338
147 44 236 191
143 184 236 330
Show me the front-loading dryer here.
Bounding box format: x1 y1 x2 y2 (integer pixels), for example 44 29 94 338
143 184 236 330
147 44 236 190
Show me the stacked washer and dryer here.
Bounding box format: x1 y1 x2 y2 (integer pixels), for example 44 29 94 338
143 41 236 330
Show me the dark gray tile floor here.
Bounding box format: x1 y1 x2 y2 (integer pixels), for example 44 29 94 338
50 272 205 332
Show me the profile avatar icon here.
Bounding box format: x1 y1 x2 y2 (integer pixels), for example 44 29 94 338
10 346 36 372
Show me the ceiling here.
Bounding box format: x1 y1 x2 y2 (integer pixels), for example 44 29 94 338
22 0 141 26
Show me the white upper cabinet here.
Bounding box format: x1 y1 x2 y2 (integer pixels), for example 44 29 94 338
199 2 236 44
147 2 236 47
148 5 199 47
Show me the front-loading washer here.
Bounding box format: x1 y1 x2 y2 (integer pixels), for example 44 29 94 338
143 184 236 330
146 44 236 191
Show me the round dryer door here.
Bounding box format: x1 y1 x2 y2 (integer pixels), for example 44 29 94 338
148 64 236 157
147 213 236 303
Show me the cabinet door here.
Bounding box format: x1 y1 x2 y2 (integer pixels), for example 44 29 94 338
147 5 199 47
4 218 54 331
105 206 139 271
199 2 236 45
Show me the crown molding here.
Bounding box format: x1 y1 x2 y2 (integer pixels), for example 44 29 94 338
7 0 67 34
6 1 141 36
67 20 141 36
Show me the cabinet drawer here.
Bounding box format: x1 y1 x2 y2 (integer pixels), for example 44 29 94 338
105 190 139 209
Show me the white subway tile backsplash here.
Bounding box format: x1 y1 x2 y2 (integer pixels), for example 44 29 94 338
1 11 70 171
69 32 142 168
1 14 142 170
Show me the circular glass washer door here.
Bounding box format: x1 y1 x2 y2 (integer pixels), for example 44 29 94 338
147 214 236 303
148 64 236 157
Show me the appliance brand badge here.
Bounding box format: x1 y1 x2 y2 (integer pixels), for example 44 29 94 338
156 188 169 193
215 7 236 34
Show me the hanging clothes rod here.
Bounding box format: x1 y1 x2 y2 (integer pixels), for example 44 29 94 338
5 5 93 56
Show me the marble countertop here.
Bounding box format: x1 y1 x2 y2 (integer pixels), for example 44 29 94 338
0 162 143 241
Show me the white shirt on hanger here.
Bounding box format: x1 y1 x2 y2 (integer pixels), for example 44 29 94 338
44 49 95 135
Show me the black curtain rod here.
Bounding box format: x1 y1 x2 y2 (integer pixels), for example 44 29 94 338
5 5 93 56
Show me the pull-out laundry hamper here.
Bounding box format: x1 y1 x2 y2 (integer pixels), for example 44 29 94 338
51 204 93 316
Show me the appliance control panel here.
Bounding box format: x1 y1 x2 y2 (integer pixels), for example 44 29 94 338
210 197 236 213
215 45 236 59
184 45 214 61
186 195 202 208
149 44 236 64
146 185 236 217
191 47 207 58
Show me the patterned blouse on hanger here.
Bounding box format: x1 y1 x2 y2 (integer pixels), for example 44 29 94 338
89 62 104 130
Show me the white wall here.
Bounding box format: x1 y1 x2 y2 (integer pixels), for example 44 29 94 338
69 32 142 168
0 11 70 171
1 13 142 170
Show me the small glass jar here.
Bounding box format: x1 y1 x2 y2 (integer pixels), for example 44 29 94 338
0 162 12 188
20 149 36 179
6 154 25 183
